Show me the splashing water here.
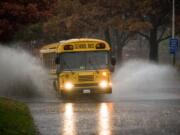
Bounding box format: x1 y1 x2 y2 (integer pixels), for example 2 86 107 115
0 46 179 101
112 59 180 100
0 45 55 99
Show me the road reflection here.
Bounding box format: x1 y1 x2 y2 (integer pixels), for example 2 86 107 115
63 103 76 135
61 102 113 135
98 103 113 135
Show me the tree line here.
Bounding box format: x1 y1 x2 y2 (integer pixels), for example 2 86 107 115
0 0 180 63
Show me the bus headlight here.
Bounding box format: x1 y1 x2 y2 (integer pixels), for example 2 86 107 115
99 80 108 89
64 82 74 90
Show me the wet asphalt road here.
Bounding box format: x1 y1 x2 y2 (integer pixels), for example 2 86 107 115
27 95 180 135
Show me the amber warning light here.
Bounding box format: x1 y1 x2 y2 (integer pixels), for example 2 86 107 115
64 45 73 50
96 43 105 49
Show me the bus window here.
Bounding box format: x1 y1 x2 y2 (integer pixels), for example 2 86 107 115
43 53 56 71
59 51 109 71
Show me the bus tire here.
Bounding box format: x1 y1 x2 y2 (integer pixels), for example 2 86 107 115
60 90 67 98
53 80 56 91
107 88 112 94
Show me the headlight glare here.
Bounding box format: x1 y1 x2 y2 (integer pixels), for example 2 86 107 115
109 82 112 86
64 82 74 90
99 80 108 89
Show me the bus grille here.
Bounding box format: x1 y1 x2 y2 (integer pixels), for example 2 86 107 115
78 75 94 82
74 83 98 87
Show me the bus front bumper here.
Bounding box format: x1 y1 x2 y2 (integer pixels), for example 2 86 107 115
61 87 112 94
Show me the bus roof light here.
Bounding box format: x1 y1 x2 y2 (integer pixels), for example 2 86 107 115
96 43 105 49
64 45 73 50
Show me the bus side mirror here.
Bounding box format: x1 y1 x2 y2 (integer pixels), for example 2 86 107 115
110 66 115 72
111 56 116 66
55 57 60 64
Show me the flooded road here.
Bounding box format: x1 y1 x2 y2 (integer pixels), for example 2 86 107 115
27 95 180 135
0 49 179 135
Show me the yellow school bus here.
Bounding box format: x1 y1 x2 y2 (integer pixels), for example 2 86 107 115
40 42 58 79
40 38 116 96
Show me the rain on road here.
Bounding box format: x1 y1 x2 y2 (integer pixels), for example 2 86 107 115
27 95 180 135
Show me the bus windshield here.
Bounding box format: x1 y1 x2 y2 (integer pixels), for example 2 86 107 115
59 51 109 71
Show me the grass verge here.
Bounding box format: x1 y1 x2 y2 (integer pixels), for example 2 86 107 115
0 97 37 135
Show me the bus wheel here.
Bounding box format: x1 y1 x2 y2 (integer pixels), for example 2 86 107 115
53 80 57 91
60 90 67 98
